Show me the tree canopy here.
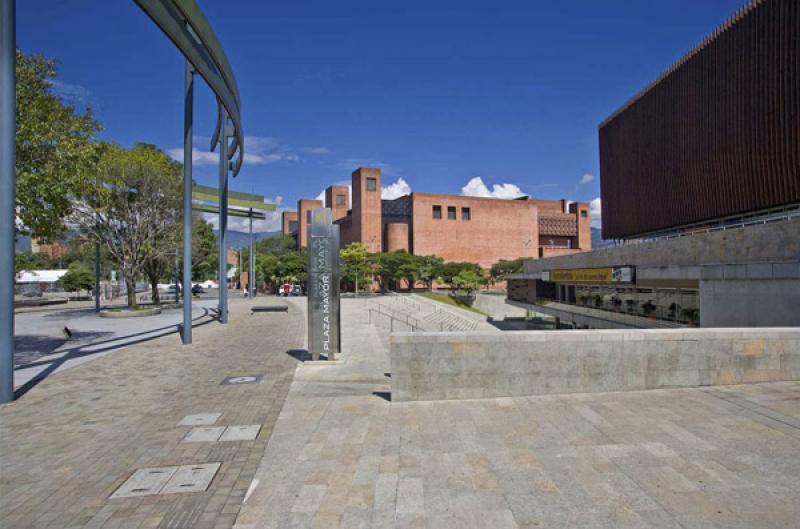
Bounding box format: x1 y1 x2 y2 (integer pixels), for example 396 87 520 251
16 50 101 241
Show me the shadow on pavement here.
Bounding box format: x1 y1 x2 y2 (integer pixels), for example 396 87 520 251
14 307 215 399
14 331 114 365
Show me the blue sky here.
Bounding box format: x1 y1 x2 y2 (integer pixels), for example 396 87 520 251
18 0 744 232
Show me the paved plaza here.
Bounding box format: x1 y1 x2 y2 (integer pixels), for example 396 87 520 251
1 296 799 529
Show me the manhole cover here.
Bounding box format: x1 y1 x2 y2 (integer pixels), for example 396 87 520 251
219 424 261 442
221 375 263 385
183 427 226 443
110 467 177 499
161 463 221 494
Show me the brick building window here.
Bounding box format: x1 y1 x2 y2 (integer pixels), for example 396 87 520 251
580 210 588 218
336 194 345 206
432 205 442 219
307 211 312 223
462 207 471 221
366 178 377 191
447 206 456 220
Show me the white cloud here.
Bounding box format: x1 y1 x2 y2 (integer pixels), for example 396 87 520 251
336 158 399 177
168 136 326 168
578 173 594 186
461 177 525 199
589 197 602 229
382 177 411 199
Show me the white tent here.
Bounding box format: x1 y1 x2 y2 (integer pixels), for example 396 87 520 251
15 269 68 284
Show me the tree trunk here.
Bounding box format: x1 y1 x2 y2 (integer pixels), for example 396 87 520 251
126 277 137 309
150 278 160 305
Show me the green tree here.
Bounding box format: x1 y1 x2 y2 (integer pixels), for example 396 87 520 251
59 262 95 298
490 258 523 283
16 50 102 241
375 250 416 292
451 270 481 296
191 214 218 280
14 251 53 273
340 243 372 295
416 255 443 290
72 143 182 308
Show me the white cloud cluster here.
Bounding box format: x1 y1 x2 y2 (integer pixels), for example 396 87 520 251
461 177 524 199
382 177 411 199
589 197 602 229
578 173 594 186
168 136 327 168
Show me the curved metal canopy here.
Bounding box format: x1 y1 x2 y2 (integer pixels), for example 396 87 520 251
134 0 244 175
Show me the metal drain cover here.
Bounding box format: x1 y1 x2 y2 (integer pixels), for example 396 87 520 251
111 463 221 498
221 375 263 385
161 463 221 494
219 424 261 442
183 427 226 443
110 467 178 499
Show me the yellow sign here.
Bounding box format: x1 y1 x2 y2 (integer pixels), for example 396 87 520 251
547 267 634 283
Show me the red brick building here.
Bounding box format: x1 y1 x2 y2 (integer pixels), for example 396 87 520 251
284 167 591 267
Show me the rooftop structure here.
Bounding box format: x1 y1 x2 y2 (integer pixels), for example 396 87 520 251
599 0 799 239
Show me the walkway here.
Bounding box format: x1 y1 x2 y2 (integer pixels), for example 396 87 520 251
0 297 304 529
236 297 800 529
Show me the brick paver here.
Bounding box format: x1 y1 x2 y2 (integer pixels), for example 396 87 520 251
0 297 304 529
236 298 800 529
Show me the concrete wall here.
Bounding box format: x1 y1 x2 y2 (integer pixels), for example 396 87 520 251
701 279 800 327
390 328 800 402
520 216 800 275
473 293 527 320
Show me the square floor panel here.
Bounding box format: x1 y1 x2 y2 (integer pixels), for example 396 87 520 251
183 426 226 443
110 467 178 499
161 463 221 494
219 424 262 442
176 413 222 427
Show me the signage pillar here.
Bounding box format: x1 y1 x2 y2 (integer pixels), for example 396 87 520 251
307 208 341 361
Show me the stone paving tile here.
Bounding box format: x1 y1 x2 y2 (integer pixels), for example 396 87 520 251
235 298 800 529
0 297 305 529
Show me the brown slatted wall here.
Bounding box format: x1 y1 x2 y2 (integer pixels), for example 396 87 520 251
599 0 799 239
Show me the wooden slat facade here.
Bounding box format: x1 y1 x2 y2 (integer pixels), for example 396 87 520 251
599 0 799 239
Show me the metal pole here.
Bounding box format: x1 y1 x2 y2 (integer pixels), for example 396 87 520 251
94 243 100 312
218 110 229 323
181 61 193 344
0 0 16 404
248 208 254 297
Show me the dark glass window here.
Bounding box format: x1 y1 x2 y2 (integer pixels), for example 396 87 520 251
580 210 588 218
288 221 298 232
336 194 346 206
307 211 312 223
462 207 471 221
447 206 456 220
432 205 442 219
366 178 377 191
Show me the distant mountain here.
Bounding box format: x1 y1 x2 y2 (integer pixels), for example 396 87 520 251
591 227 616 249
214 230 282 249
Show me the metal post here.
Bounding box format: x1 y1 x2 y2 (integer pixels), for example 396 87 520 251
248 208 254 297
0 0 16 404
218 111 229 323
94 243 100 312
181 61 193 344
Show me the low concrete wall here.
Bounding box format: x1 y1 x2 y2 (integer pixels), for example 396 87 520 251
390 328 800 402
